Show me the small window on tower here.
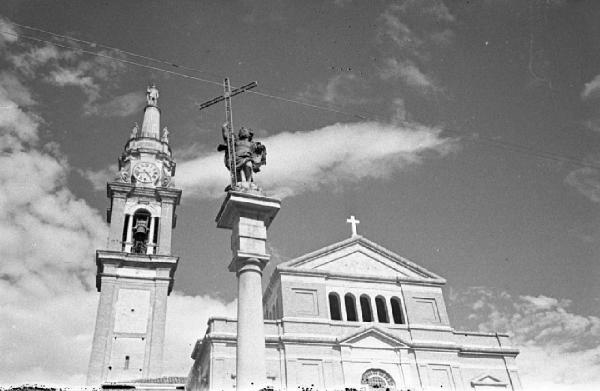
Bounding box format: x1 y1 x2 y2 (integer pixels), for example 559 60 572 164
124 355 130 370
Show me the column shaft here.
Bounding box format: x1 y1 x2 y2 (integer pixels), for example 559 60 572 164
124 215 134 252
147 216 156 254
236 262 267 390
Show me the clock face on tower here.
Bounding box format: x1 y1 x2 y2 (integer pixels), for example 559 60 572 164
133 162 160 184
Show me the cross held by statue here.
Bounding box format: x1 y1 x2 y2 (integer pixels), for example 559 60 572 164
198 78 258 188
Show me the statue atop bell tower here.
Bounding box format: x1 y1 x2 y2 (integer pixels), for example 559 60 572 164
87 85 182 385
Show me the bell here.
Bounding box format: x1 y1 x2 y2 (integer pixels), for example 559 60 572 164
133 220 148 241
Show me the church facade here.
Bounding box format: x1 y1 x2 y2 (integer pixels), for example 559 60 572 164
187 235 522 391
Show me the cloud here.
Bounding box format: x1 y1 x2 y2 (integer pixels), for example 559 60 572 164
564 155 600 203
379 1 455 55
391 98 407 122
78 164 118 191
2 18 125 114
377 1 454 95
163 294 236 375
451 287 600 391
394 0 455 23
9 44 75 77
379 9 423 56
0 72 39 149
87 91 146 117
299 73 371 107
0 45 230 386
380 58 437 91
0 63 107 385
0 16 19 47
582 74 600 100
176 120 456 199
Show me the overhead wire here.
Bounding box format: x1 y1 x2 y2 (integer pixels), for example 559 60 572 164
0 24 598 171
2 21 370 120
0 29 224 87
7 20 224 79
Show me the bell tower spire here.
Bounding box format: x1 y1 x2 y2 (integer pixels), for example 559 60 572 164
140 84 161 139
87 85 182 385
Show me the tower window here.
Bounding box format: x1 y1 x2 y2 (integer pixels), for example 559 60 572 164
344 293 358 322
328 293 342 320
360 295 373 322
390 297 405 324
131 210 151 254
375 296 389 323
124 355 130 370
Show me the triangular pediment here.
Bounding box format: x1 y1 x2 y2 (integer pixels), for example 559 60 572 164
471 374 507 386
338 326 410 348
277 236 444 283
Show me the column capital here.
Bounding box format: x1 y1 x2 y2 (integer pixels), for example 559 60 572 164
228 256 269 274
216 190 281 230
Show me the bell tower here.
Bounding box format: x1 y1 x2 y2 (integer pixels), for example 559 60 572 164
87 85 182 385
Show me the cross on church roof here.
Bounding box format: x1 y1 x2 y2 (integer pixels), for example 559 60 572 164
346 215 360 237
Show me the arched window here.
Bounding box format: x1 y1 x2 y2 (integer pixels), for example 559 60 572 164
360 295 373 322
390 297 405 324
329 292 342 321
361 368 396 390
344 293 358 322
375 296 389 323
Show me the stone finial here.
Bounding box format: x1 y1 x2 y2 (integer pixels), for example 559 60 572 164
130 122 139 139
161 127 169 143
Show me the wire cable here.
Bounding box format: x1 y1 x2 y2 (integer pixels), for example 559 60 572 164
0 27 598 171
6 20 224 79
0 29 224 87
0 22 371 119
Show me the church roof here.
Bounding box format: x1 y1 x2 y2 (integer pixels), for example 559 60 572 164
272 235 446 286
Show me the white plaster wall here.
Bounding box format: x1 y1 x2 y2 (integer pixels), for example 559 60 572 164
114 288 151 333
107 337 146 382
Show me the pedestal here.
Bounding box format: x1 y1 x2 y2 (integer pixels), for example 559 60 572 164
216 190 281 391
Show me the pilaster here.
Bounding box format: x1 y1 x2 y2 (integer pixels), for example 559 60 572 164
87 277 117 385
157 187 182 255
106 183 132 251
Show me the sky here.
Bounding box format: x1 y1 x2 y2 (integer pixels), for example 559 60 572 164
0 0 599 389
